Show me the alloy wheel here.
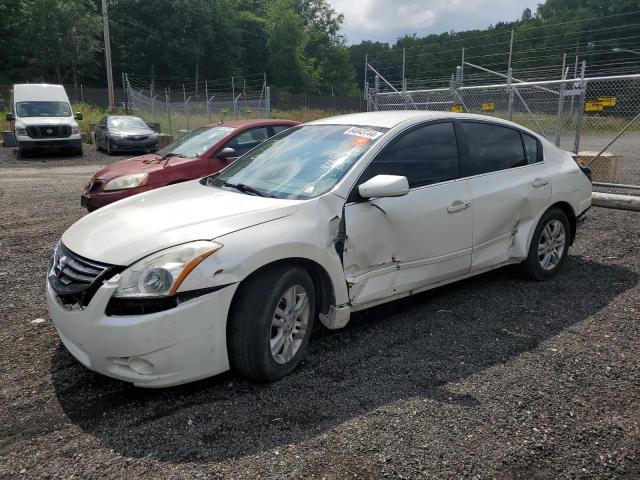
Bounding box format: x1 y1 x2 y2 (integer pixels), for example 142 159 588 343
270 285 310 365
537 219 566 271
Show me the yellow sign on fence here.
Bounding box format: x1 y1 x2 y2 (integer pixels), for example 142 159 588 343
222 107 229 113
451 104 464 113
598 96 617 107
585 101 604 112
245 107 253 113
481 101 495 112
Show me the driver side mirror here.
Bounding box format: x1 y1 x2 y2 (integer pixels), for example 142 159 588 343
74 112 83 121
358 175 409 199
5 112 14 122
218 147 237 159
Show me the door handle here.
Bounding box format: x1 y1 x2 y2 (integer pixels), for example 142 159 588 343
532 177 550 188
447 200 471 213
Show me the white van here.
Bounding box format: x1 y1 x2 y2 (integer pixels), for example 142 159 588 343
6 84 83 156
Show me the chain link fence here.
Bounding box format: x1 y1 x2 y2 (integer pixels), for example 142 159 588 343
124 73 271 137
371 74 640 189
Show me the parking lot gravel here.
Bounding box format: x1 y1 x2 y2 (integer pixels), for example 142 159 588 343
1 145 639 479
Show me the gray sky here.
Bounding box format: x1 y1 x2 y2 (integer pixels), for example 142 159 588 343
329 0 540 44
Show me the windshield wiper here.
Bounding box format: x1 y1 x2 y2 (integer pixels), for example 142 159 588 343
158 152 189 167
223 182 266 197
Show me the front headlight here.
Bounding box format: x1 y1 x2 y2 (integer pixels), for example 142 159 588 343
113 241 223 298
16 127 27 136
111 134 125 140
71 125 80 134
103 173 149 191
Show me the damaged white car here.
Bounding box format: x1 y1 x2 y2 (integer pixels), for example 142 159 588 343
47 112 592 387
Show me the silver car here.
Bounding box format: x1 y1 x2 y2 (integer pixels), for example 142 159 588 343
94 115 158 155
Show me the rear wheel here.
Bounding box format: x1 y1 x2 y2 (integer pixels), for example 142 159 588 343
227 265 315 382
522 208 570 281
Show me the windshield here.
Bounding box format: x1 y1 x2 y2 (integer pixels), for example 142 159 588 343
159 126 235 157
108 116 149 129
206 124 389 200
16 101 71 118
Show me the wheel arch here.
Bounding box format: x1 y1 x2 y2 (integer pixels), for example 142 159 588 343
228 257 336 323
547 201 577 245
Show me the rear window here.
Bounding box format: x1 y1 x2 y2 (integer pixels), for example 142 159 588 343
522 133 542 164
462 122 526 175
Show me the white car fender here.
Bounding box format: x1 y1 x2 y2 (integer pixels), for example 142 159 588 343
178 195 351 309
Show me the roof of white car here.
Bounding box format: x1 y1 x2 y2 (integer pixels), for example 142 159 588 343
310 110 516 129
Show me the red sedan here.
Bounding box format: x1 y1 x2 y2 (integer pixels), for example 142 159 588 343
81 119 299 211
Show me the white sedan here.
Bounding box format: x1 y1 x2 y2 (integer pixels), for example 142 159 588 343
46 112 592 387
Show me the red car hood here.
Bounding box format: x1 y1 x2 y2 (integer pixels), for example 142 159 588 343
93 154 197 183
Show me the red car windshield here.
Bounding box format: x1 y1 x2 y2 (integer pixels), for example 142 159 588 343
159 126 236 158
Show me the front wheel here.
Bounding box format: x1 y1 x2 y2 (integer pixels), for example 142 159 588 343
227 265 315 382
522 208 570 281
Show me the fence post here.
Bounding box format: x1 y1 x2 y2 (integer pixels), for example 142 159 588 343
573 60 587 154
507 29 515 121
374 75 379 110
460 47 465 87
266 86 271 117
205 80 210 123
80 84 84 104
166 88 172 136
555 53 567 147
363 53 368 101
232 76 236 119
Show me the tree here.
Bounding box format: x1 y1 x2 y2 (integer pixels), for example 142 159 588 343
266 0 312 90
0 0 101 87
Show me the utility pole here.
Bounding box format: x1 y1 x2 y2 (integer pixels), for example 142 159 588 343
101 0 115 110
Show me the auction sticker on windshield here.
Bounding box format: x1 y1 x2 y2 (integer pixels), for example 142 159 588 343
343 127 384 140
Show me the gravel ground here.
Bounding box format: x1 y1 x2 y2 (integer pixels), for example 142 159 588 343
1 145 639 479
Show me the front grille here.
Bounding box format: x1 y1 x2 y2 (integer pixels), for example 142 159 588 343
130 135 149 140
26 125 71 139
49 243 122 307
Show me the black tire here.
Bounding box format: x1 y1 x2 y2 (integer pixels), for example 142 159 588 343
106 139 112 155
522 208 570 281
75 146 83 157
227 264 316 382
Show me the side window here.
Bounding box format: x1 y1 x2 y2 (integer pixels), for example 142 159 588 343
226 127 269 155
522 133 541 164
272 125 291 135
360 122 459 189
462 122 526 175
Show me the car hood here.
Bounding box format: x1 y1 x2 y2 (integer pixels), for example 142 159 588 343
64 181 302 265
110 127 155 136
15 116 76 127
92 154 197 182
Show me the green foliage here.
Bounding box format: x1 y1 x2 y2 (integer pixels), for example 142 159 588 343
0 0 101 85
2 0 639 98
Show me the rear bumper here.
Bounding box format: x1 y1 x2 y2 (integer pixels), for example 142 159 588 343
18 138 82 151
